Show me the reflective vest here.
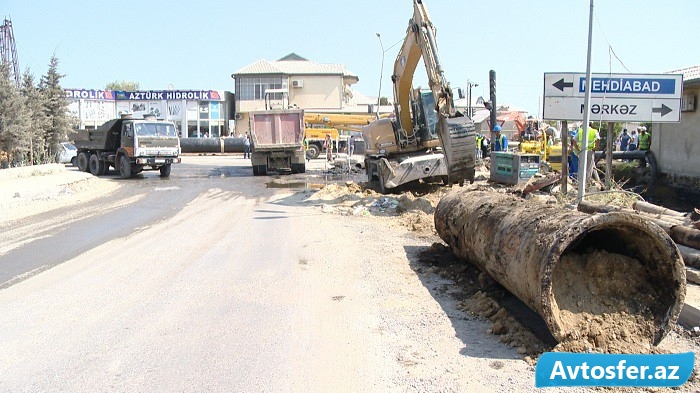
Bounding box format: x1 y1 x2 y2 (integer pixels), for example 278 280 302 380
577 127 598 150
638 133 651 149
495 134 508 151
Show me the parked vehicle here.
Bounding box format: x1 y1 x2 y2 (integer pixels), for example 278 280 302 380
73 113 181 178
249 90 306 175
58 142 78 166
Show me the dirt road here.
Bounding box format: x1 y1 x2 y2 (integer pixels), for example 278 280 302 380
0 156 696 391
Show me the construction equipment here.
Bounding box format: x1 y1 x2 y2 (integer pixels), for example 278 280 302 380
519 132 563 172
74 113 181 179
362 0 475 193
303 113 379 159
249 90 306 175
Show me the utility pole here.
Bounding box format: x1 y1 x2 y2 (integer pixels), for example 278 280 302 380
489 70 497 149
375 33 385 119
561 120 569 193
577 0 594 203
0 18 21 87
605 121 614 190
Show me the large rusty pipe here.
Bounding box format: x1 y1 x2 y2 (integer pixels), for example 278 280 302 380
435 189 686 345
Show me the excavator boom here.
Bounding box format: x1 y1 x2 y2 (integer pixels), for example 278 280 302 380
362 0 475 192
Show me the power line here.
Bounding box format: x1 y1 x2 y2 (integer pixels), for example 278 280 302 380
593 10 632 73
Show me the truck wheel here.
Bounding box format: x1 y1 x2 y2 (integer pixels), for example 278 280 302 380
159 163 171 177
306 144 320 160
70 157 77 167
118 155 132 179
252 165 267 176
77 152 90 172
253 165 267 176
291 163 306 174
88 154 105 176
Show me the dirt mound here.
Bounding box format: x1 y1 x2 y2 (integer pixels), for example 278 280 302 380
552 250 665 354
308 182 447 233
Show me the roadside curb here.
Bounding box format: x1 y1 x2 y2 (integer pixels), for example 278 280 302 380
0 164 67 180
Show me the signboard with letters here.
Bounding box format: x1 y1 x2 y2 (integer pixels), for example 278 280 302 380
543 73 683 122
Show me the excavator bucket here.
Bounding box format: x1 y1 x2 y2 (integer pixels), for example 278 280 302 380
435 114 476 185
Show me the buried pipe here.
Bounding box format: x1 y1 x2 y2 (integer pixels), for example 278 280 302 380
434 189 686 349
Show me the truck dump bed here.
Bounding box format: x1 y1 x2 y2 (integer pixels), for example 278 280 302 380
74 118 122 151
249 110 304 151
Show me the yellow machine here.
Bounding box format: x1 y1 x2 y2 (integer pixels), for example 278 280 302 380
362 0 475 193
303 113 380 159
519 133 563 172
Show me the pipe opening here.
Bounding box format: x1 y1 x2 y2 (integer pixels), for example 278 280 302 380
549 224 681 352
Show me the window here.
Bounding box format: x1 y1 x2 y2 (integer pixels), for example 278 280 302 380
236 77 285 100
199 102 209 119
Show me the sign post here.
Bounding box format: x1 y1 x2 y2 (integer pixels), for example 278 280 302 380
543 71 683 202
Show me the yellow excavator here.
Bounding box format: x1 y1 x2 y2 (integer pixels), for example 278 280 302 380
362 0 475 193
303 113 383 159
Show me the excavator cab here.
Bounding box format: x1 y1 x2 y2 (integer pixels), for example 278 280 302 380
411 89 440 145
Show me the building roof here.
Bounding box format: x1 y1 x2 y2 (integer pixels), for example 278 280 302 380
669 65 700 84
233 53 358 82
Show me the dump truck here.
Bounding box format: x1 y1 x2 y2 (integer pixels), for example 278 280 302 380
74 113 181 179
362 0 475 193
248 92 306 176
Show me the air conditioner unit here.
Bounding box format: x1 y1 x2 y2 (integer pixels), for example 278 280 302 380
235 113 243 120
681 94 696 112
291 79 304 88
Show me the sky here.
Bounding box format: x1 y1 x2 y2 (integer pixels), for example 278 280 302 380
4 0 699 117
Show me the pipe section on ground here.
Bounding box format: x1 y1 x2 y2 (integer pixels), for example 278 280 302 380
434 189 686 345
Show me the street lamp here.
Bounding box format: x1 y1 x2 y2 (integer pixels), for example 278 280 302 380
376 32 385 118
467 80 478 118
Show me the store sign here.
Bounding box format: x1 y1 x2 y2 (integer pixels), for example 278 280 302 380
114 90 222 101
65 89 114 100
64 89 222 101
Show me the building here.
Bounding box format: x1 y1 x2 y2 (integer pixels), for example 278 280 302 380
231 53 362 134
652 66 700 191
65 89 234 138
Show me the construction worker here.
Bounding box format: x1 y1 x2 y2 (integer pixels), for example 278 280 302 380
493 125 508 152
568 128 580 179
476 134 484 158
638 126 651 151
576 122 601 185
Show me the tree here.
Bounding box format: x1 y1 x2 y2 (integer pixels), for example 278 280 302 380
379 97 389 105
39 54 73 161
0 62 31 167
105 80 140 91
21 68 49 164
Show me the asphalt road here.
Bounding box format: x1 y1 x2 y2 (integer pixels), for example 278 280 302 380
0 156 396 392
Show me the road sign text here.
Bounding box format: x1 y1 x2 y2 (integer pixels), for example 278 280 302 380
582 103 638 115
580 78 676 95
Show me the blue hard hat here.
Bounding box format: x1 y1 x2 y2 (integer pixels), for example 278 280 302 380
493 125 502 131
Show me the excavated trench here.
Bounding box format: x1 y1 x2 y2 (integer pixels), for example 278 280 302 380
434 189 686 352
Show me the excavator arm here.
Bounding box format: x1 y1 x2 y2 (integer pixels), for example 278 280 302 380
392 0 455 139
362 0 475 190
